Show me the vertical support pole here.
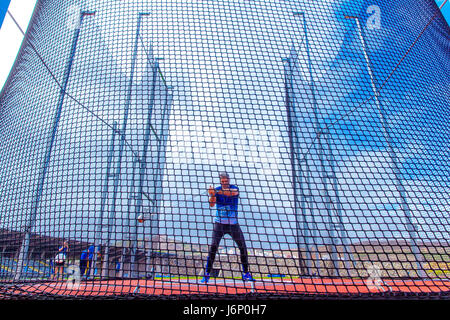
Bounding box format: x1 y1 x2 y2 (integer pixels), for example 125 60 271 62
293 12 323 276
102 12 150 278
144 84 173 279
325 130 356 274
283 55 308 275
345 15 425 277
293 11 337 276
294 11 352 277
127 156 140 278
93 121 118 279
14 10 95 281
130 58 160 278
302 158 316 275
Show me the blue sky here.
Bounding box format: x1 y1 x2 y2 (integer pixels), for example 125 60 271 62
436 0 450 22
0 0 448 92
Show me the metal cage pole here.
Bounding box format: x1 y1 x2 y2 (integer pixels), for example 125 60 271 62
283 54 309 275
129 57 160 278
323 127 357 275
93 121 118 278
293 11 332 276
14 10 95 281
294 11 354 277
102 12 150 278
126 155 140 278
144 84 173 279
345 15 426 277
293 11 335 276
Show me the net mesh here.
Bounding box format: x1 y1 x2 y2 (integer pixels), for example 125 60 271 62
0 0 449 299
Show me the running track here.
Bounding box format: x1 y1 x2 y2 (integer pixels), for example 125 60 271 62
2 277 449 298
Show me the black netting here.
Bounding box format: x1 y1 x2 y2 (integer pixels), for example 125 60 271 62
0 0 449 299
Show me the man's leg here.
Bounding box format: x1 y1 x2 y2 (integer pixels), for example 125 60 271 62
230 224 250 274
80 260 87 277
86 260 92 279
204 223 225 277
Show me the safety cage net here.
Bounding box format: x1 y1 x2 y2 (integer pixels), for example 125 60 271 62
0 0 449 299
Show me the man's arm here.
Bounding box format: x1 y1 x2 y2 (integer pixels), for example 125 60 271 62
216 187 239 197
208 186 216 207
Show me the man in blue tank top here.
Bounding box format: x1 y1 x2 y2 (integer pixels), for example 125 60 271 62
201 172 254 284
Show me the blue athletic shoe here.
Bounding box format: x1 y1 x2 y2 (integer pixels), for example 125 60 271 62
242 272 255 282
200 272 210 284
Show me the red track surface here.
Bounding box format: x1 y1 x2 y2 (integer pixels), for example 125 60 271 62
4 277 450 297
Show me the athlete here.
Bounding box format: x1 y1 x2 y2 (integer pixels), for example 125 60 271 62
80 245 95 279
53 241 68 280
201 172 254 283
